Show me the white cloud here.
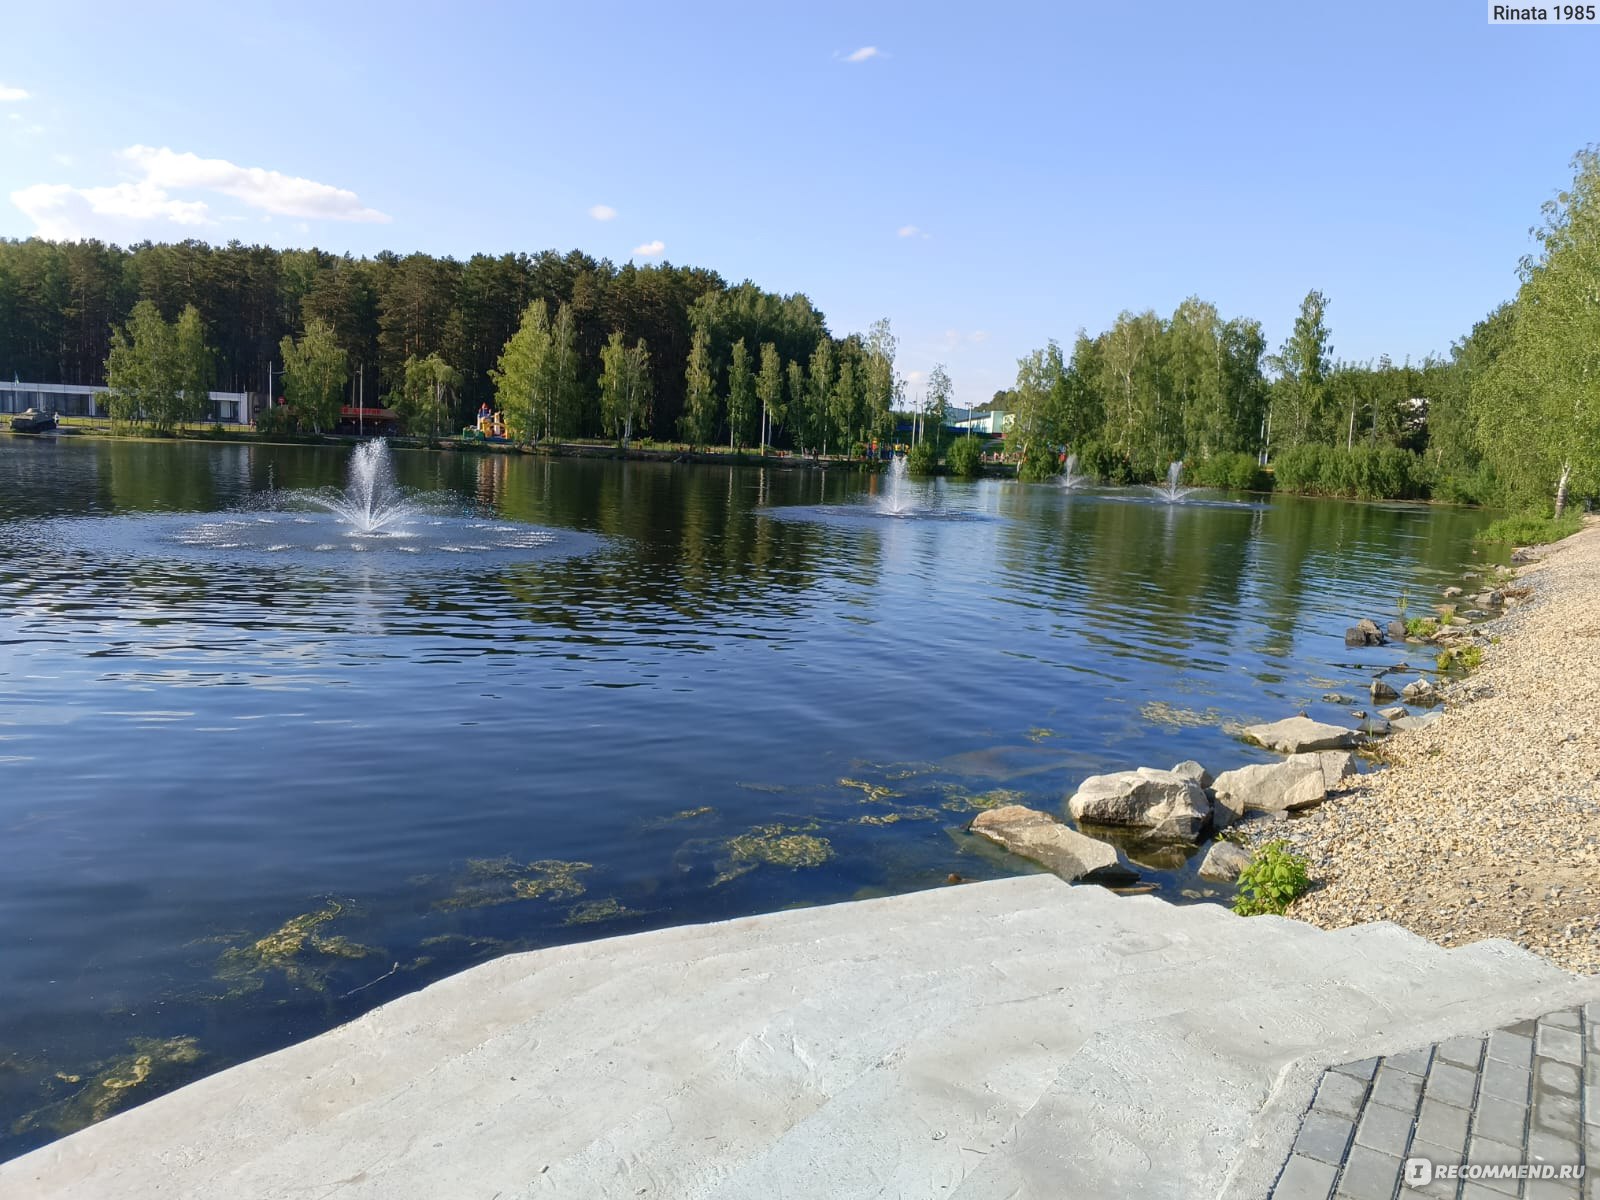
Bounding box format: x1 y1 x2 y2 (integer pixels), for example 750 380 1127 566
588 204 617 221
11 145 391 240
843 46 880 63
12 181 211 240
632 239 665 258
0 84 29 102
897 224 930 239
122 145 389 222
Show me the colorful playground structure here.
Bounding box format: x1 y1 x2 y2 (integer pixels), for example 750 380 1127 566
465 403 508 442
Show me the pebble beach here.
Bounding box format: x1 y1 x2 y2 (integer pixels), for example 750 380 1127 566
1248 517 1600 974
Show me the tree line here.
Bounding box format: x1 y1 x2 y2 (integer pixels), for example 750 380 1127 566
1001 146 1600 514
0 238 904 450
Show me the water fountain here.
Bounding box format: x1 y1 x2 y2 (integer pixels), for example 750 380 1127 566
1055 452 1089 491
310 440 415 535
876 454 911 516
1150 460 1195 503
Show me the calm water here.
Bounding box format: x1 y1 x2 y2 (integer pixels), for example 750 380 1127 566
0 436 1497 1156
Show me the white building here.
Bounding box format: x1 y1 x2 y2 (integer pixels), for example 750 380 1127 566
951 408 1012 436
0 381 252 424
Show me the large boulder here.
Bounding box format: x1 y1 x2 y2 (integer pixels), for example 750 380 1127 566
1370 678 1399 702
1211 758 1327 824
1241 716 1360 754
1288 749 1357 791
1198 841 1253 883
1169 759 1213 789
1067 768 1210 841
1400 678 1440 705
970 806 1137 884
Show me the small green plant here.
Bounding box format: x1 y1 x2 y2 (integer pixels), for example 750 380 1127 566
1475 511 1582 547
945 436 984 478
1232 841 1311 916
1397 591 1409 620
1437 644 1483 672
904 440 940 476
1404 616 1440 639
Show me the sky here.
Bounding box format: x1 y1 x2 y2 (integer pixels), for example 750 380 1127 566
2 1 1597 406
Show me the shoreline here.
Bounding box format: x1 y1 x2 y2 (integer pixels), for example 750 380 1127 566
1243 516 1600 972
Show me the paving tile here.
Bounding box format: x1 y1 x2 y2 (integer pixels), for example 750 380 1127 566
1584 1084 1598 1124
1527 1124 1582 1168
1386 1048 1434 1077
1523 1179 1581 1200
1402 1139 1461 1197
1487 1028 1535 1066
1271 1152 1338 1200
1333 1057 1381 1084
1460 1185 1514 1200
1295 1108 1357 1166
1506 1019 1539 1039
1372 1066 1427 1112
1538 1025 1584 1066
1355 1099 1416 1156
1471 1092 1529 1148
1414 1097 1472 1154
1540 1009 1581 1031
1537 1058 1582 1098
1466 1134 1528 1196
1437 1036 1486 1069
1531 1087 1581 1137
1314 1070 1372 1121
1335 1144 1402 1200
1426 1061 1481 1109
1481 1055 1532 1103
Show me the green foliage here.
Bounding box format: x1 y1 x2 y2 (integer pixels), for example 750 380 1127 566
104 301 212 434
1475 511 1583 545
1270 443 1427 499
492 299 551 442
1437 644 1483 672
1232 841 1312 916
1189 452 1269 491
905 441 940 475
1405 616 1440 638
394 352 459 438
725 337 755 449
279 318 347 434
680 325 717 447
945 436 984 477
254 404 296 435
599 331 651 442
1016 440 1061 482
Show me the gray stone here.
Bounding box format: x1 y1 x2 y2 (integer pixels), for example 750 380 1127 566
1242 716 1361 754
1197 840 1252 883
1401 677 1441 705
1335 1143 1402 1199
1486 1028 1532 1065
1425 1061 1479 1108
1288 749 1359 791
1414 1096 1471 1152
1386 618 1408 642
1385 1048 1434 1076
1370 678 1399 702
1379 705 1409 721
1361 716 1391 737
1212 759 1327 822
1066 768 1209 840
1332 1058 1381 1083
1169 759 1213 789
1272 1152 1337 1200
1312 1068 1370 1120
1536 1026 1584 1067
1346 618 1387 647
970 805 1137 884
1444 586 1464 598
1354 1097 1415 1155
1480 1055 1531 1103
1405 1137 1464 1198
1436 1036 1485 1069
1293 1108 1356 1165
1392 711 1445 733
1471 1093 1528 1146
1371 1065 1426 1111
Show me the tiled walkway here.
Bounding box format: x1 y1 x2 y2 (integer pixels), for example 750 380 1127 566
1271 1004 1596 1199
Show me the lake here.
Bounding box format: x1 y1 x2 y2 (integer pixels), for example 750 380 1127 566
0 436 1496 1157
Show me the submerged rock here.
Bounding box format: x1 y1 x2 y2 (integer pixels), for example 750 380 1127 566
1211 758 1327 823
1241 716 1360 754
1198 841 1253 883
1386 619 1408 642
1370 678 1399 702
970 806 1137 883
1379 705 1409 721
1067 768 1210 841
1344 618 1387 647
1443 586 1463 598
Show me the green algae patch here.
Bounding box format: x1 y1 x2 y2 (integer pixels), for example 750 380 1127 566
667 805 714 821
939 785 1027 813
1025 727 1058 743
726 822 833 869
1140 700 1226 730
564 898 639 925
839 778 902 804
434 857 593 910
857 806 942 826
14 1037 203 1136
216 900 380 995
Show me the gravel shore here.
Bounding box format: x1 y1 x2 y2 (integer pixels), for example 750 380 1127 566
1244 517 1600 974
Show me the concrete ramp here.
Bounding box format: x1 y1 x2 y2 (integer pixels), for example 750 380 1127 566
3 876 1596 1200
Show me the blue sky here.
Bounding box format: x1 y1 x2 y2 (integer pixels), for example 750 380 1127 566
2 1 1597 405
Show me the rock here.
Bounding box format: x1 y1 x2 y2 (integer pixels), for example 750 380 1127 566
1067 768 1210 841
1289 749 1358 791
1349 709 1366 719
971 805 1138 884
1510 547 1538 564
1344 617 1386 647
1212 759 1327 823
1400 678 1440 705
1322 693 1354 705
1379 705 1408 721
1370 678 1399 702
1241 716 1361 754
1391 711 1445 733
1386 619 1408 641
1473 590 1505 609
1198 841 1253 883
1169 760 1213 789
1443 586 1463 598
1361 716 1390 737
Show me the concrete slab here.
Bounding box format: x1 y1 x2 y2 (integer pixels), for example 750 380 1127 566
4 876 1599 1200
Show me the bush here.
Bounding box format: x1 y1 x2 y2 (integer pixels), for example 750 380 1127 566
254 405 297 435
1017 442 1060 482
1076 439 1136 484
945 436 984 478
1232 841 1311 916
905 441 940 476
1269 443 1428 500
1475 511 1583 546
1191 452 1269 492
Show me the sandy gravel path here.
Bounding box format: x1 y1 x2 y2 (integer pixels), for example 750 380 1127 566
1246 518 1600 974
